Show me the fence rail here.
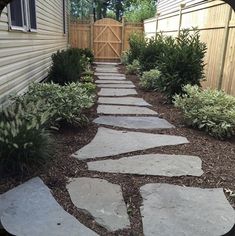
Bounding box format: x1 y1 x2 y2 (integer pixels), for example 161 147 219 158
144 0 235 96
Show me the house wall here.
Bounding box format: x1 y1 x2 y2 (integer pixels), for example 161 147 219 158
0 0 69 105
144 0 235 96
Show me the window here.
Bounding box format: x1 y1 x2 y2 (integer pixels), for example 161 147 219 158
62 0 66 34
9 0 37 31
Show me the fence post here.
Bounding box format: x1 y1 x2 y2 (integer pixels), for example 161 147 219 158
155 13 160 36
122 16 126 52
178 3 186 37
217 7 232 90
90 14 94 51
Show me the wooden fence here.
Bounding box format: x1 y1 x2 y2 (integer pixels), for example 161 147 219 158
144 0 235 96
70 17 143 61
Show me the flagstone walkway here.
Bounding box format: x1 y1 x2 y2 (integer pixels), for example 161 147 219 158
0 62 234 235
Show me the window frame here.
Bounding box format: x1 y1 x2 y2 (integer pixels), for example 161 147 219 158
62 0 66 35
8 0 37 32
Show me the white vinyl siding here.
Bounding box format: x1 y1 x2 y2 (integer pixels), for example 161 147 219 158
0 0 68 105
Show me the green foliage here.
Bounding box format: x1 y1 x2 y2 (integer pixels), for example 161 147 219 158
139 35 166 72
121 50 131 65
0 101 54 174
157 30 207 98
81 75 94 83
80 82 97 95
13 82 95 127
128 33 146 63
139 69 161 90
174 85 235 139
125 0 156 22
126 59 140 75
48 48 94 85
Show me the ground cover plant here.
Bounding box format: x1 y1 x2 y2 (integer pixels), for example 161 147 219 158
174 85 235 139
139 69 161 90
126 59 140 75
0 101 54 175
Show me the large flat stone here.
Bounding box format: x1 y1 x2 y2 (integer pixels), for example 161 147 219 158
97 76 126 80
96 80 133 84
67 178 130 231
73 127 189 160
0 178 98 236
97 105 158 115
95 68 118 72
95 73 125 77
94 62 120 66
93 116 174 129
88 154 203 177
97 84 135 88
98 97 150 106
98 88 137 97
140 183 235 236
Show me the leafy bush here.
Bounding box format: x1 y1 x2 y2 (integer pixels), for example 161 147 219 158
13 82 95 127
121 51 131 65
140 69 161 90
48 48 94 85
80 82 96 95
158 30 207 98
0 101 54 174
139 35 166 72
128 33 146 63
174 85 235 139
81 75 94 83
126 59 140 75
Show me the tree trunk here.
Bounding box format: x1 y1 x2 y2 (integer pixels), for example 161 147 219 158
0 0 12 15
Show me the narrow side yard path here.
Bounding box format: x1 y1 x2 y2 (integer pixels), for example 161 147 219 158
0 62 234 236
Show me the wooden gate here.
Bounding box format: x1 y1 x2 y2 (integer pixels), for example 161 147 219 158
70 17 143 61
93 18 122 61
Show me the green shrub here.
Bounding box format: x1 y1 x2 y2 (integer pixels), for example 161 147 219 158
121 51 131 65
48 48 84 85
157 30 207 98
140 69 161 90
174 85 235 139
126 59 140 75
0 101 54 174
81 75 94 83
139 35 167 72
13 82 95 127
80 82 96 95
128 33 146 63
78 48 94 63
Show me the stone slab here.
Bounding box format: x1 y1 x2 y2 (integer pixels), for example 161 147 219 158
97 84 135 88
140 183 235 236
97 76 126 80
67 178 130 231
93 116 174 129
95 73 125 77
97 105 158 115
95 69 119 73
94 62 120 66
96 80 132 84
73 127 189 160
98 97 151 106
98 88 137 97
88 154 203 177
0 177 98 236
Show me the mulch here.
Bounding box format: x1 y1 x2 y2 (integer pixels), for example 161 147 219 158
0 65 234 236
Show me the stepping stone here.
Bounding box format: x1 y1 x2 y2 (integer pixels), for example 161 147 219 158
93 116 174 129
97 105 158 115
94 62 120 66
98 88 137 97
97 84 135 88
0 178 98 236
95 73 125 77
73 127 189 160
88 154 203 177
96 80 132 84
97 76 126 80
67 178 130 231
98 97 151 106
95 69 119 73
140 183 235 236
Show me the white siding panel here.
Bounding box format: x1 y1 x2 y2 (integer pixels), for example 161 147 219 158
0 0 68 104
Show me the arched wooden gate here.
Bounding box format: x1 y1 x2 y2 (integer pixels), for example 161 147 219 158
93 18 123 61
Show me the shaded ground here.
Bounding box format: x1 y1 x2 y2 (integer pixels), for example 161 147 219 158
0 65 234 236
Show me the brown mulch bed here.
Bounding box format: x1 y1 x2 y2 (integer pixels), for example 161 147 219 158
0 65 235 236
